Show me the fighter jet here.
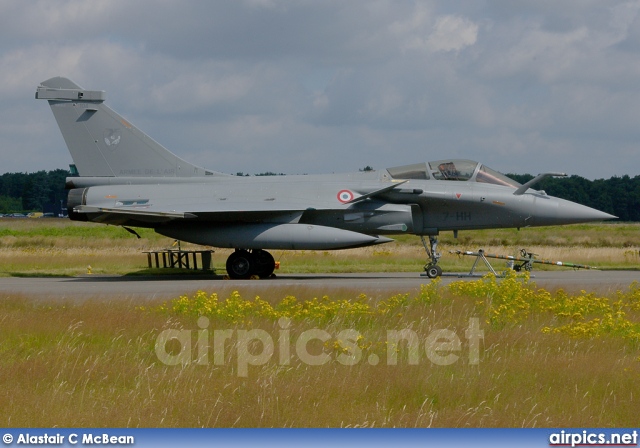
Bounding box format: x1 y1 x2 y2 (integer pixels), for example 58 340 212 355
36 77 616 278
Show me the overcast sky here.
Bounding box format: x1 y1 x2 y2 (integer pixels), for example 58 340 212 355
1 0 639 179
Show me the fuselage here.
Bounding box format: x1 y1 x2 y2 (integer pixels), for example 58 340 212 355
66 160 614 250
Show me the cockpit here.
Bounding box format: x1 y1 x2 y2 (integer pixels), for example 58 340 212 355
386 159 521 188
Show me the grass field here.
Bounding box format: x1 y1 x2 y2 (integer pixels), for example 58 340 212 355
0 219 639 276
0 275 639 427
0 219 639 427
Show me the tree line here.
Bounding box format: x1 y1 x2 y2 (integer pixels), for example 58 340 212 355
1 169 638 221
0 170 69 215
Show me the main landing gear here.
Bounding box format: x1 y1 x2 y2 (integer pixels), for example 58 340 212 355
421 235 442 278
226 249 276 279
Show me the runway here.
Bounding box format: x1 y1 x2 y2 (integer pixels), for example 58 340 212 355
0 270 637 302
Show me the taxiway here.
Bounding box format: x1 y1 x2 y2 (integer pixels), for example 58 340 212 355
0 270 636 302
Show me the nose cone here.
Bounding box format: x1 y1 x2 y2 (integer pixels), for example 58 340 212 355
529 196 616 226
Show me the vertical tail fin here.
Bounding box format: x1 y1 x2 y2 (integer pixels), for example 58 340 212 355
36 76 219 177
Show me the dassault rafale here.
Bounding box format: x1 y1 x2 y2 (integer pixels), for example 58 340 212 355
36 77 615 279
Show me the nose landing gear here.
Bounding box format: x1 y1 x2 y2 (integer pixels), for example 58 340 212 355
421 235 442 278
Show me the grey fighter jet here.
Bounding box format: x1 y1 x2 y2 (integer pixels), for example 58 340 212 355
36 77 616 278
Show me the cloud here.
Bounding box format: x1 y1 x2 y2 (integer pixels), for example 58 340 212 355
1 1 639 178
426 15 479 52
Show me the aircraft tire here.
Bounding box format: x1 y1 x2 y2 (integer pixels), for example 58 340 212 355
226 250 254 279
425 264 442 278
252 249 276 279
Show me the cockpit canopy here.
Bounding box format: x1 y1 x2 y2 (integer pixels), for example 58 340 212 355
386 160 521 188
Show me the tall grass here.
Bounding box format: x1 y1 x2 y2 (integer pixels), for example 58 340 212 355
1 220 637 427
1 276 638 427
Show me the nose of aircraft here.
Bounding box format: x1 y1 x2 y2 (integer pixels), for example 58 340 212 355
528 196 617 226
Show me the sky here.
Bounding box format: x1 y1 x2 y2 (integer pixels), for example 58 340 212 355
1 0 639 180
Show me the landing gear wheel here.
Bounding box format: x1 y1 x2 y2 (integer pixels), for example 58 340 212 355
252 249 276 279
421 235 443 277
425 264 442 279
226 250 254 279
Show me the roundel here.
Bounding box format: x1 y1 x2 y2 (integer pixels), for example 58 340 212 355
337 190 354 203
